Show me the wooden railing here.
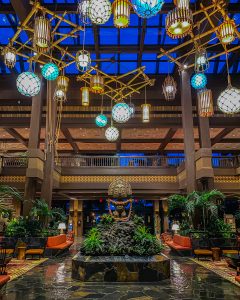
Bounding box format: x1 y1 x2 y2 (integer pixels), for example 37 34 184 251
2 156 28 168
212 156 240 168
56 156 185 168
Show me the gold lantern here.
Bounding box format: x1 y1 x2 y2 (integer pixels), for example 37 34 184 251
141 104 151 123
174 0 189 9
162 75 177 101
57 75 69 92
3 45 16 68
81 87 90 106
218 19 236 45
33 16 51 52
197 89 214 117
90 74 104 94
54 89 67 102
112 0 130 28
166 7 193 39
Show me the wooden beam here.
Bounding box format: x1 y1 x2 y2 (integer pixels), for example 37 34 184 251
211 128 235 146
138 19 147 68
158 128 177 151
4 128 27 147
10 0 31 22
61 128 80 154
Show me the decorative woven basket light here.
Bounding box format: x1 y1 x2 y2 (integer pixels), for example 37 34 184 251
90 74 104 94
54 89 67 102
191 73 207 90
42 62 59 81
81 87 90 106
3 45 16 68
195 48 209 73
96 114 108 127
162 75 177 101
218 19 236 45
78 0 91 24
217 85 240 114
76 49 91 72
131 0 164 18
197 89 214 117
33 16 51 52
89 0 112 25
113 0 131 28
141 103 151 123
112 102 131 123
56 75 69 92
166 7 193 39
16 72 41 97
105 126 119 141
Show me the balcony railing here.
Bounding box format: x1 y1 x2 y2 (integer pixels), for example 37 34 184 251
2 157 28 168
56 156 185 168
212 156 240 168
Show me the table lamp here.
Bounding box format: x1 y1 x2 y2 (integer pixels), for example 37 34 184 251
58 222 66 234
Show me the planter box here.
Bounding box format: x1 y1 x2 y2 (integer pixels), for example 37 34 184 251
72 253 170 282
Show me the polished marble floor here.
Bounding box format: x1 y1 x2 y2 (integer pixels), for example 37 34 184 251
0 243 239 300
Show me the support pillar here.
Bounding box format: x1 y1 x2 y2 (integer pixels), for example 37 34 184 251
196 115 214 191
70 200 83 237
154 200 161 238
23 70 43 216
162 200 169 232
41 81 57 208
181 70 196 193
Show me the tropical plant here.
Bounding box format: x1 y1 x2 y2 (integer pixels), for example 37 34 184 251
81 228 104 255
50 207 67 228
207 217 233 238
168 194 187 221
30 198 52 227
100 214 114 225
0 185 22 217
5 217 42 237
186 190 225 231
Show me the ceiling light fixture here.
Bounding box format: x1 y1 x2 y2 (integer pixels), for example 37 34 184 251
113 0 131 28
89 0 112 25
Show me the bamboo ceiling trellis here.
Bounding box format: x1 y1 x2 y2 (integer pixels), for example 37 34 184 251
158 0 240 70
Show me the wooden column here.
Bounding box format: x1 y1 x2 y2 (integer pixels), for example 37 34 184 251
154 200 161 238
41 81 57 208
181 70 196 193
70 200 83 237
162 200 169 232
23 70 43 216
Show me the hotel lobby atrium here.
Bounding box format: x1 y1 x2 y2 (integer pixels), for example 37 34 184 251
0 0 240 299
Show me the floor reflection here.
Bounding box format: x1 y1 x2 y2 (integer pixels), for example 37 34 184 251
0 246 239 300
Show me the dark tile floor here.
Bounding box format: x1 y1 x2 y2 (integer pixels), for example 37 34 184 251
0 243 239 300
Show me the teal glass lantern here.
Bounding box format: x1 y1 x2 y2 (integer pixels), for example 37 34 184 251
131 0 164 18
41 62 59 81
95 114 108 127
16 72 41 97
191 73 207 90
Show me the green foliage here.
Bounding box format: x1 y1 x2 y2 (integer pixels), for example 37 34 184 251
81 216 163 256
100 214 114 225
168 194 187 218
207 217 233 238
82 228 104 255
0 185 22 218
5 217 42 237
30 199 52 219
179 220 192 237
50 207 67 228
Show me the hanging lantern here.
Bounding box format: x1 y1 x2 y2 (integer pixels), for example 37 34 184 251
166 7 193 39
81 87 90 106
41 62 59 81
141 104 151 123
113 0 131 28
33 16 51 52
195 48 209 73
174 0 189 9
128 103 135 117
105 126 119 142
57 75 69 92
112 102 131 123
16 72 41 97
54 89 67 102
162 75 177 101
78 0 91 24
218 19 236 45
131 0 164 18
89 0 112 25
76 50 91 72
217 85 240 114
96 114 108 127
191 73 207 90
197 89 214 117
3 45 16 68
90 74 104 94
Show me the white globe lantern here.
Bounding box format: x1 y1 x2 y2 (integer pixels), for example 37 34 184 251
112 102 131 123
217 85 240 114
89 0 112 25
16 72 41 97
76 50 91 72
105 126 119 142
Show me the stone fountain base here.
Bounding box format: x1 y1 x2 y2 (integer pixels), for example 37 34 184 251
72 253 170 282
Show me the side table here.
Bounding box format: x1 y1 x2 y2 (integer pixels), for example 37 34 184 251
17 246 26 260
211 247 221 261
